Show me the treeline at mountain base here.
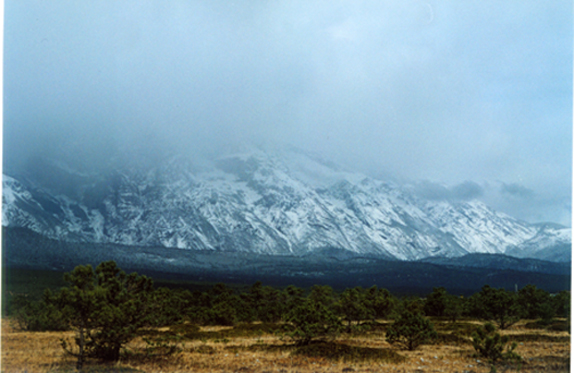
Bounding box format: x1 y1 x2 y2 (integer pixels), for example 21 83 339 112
2 261 570 373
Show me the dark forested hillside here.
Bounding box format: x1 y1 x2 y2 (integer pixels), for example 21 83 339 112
3 227 570 295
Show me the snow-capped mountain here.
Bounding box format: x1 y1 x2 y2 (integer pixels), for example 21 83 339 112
2 148 570 261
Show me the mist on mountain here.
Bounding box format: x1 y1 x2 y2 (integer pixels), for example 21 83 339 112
4 1 571 226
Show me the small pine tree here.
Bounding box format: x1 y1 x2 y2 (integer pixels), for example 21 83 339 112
517 284 555 324
468 285 521 329
285 299 342 346
57 261 153 369
281 285 305 312
472 322 521 364
209 301 237 326
308 285 336 307
248 281 283 323
444 294 464 323
424 287 448 317
386 308 437 350
336 287 372 332
365 286 395 320
553 290 570 319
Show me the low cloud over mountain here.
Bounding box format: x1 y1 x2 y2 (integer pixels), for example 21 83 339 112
3 148 570 262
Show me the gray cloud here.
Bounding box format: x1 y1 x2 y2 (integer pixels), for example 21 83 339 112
500 183 535 199
413 181 453 201
482 182 570 226
451 181 484 201
3 0 571 226
413 180 484 202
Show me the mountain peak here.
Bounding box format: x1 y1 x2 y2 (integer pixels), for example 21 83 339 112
2 149 570 262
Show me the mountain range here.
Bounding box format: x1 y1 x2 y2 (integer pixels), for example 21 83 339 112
2 147 570 263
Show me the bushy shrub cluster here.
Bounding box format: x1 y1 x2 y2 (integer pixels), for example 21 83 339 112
465 285 569 329
13 291 68 332
9 261 569 365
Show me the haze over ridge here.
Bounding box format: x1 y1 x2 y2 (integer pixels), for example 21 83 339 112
4 1 572 226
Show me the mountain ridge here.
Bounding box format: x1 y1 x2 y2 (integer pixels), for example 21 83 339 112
2 148 571 262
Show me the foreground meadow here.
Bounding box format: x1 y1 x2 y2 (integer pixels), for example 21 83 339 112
2 318 570 373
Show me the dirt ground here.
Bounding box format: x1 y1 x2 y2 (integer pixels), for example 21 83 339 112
1 318 570 373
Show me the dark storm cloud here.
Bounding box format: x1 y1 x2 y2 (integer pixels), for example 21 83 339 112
3 1 571 225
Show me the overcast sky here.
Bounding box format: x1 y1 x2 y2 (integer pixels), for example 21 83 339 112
4 1 572 226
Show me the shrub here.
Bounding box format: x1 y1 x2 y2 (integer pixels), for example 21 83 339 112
424 287 448 317
147 287 189 327
517 284 554 323
207 301 237 326
364 285 395 320
444 294 464 323
57 261 154 369
467 285 521 329
281 285 305 311
472 322 521 364
308 285 336 307
247 281 284 323
285 299 342 346
552 290 570 320
14 299 69 331
336 287 373 332
201 283 242 326
386 308 437 350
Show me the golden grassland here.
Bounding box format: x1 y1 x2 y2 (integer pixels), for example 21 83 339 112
1 318 570 373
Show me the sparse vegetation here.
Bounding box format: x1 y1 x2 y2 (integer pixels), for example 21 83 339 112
472 322 521 364
2 262 570 372
2 317 569 372
385 306 438 350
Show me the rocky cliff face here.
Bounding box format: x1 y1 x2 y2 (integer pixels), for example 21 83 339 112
3 149 570 261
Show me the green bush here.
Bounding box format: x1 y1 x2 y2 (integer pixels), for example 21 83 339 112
364 286 395 320
284 299 342 346
471 322 521 364
14 299 69 331
207 301 237 326
424 287 448 317
467 285 521 329
147 287 191 327
386 308 437 350
336 287 373 332
246 281 284 323
444 294 464 323
552 290 570 320
517 284 555 323
57 261 154 369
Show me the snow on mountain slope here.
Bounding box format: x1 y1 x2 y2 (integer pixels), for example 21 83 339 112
505 223 572 262
2 149 570 261
424 200 537 254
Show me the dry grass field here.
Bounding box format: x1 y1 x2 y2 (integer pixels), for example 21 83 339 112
1 318 570 373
